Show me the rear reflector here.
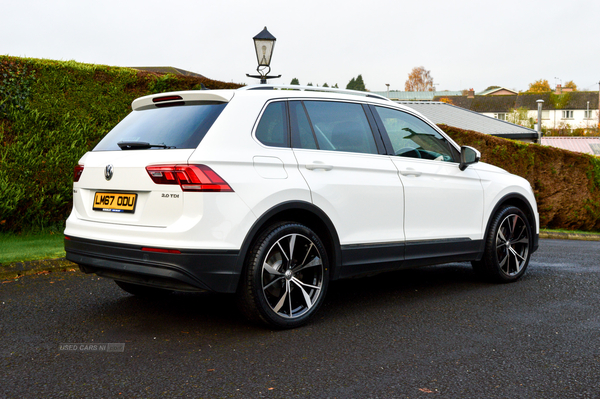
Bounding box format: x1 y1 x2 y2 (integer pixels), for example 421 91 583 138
141 247 181 254
73 165 84 182
145 164 233 192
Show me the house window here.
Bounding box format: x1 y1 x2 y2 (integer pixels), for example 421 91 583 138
542 110 550 120
562 110 574 119
585 110 594 119
494 113 508 121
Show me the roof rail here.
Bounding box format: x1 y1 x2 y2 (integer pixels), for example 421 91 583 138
239 84 391 101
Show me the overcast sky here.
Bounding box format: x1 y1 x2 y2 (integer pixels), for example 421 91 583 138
3 0 599 93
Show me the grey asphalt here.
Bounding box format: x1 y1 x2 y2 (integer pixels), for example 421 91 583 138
1 239 599 398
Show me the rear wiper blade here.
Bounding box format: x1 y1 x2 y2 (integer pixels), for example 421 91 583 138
117 141 175 150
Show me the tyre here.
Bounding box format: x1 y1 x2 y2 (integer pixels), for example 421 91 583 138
238 222 329 329
114 280 172 297
473 205 532 283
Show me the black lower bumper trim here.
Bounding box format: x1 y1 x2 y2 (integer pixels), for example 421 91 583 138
65 236 241 293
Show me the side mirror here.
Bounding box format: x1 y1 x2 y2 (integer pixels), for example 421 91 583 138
459 146 481 171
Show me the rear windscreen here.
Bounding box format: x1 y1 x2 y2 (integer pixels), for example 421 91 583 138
93 103 227 151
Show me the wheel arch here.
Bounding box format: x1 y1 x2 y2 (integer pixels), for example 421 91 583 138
480 193 539 259
232 201 342 292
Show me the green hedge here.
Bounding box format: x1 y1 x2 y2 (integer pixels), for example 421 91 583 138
0 56 241 232
2 56 599 233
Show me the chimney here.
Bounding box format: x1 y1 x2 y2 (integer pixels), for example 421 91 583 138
467 88 475 98
555 84 562 95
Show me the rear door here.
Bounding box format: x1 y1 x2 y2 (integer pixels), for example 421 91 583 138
289 100 405 247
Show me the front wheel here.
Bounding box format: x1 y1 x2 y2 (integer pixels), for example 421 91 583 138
473 206 532 283
238 223 329 329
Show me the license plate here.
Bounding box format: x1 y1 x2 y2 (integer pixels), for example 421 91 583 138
93 192 137 213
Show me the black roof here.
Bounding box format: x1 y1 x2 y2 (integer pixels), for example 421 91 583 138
399 101 539 140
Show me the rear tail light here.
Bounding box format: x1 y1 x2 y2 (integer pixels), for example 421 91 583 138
73 165 84 182
145 164 233 192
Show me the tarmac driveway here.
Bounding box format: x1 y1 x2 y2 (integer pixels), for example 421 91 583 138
1 239 599 398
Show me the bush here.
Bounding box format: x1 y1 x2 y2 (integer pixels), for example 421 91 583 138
0 56 241 232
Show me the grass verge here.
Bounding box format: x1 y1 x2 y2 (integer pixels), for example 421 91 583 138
0 231 65 265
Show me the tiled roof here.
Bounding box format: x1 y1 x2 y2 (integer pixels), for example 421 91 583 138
372 91 463 100
477 87 518 96
541 137 600 155
434 92 599 112
399 101 539 140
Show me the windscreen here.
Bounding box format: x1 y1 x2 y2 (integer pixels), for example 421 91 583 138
93 103 227 151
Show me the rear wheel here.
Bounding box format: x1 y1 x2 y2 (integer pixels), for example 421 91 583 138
114 280 172 297
473 205 532 283
238 223 329 329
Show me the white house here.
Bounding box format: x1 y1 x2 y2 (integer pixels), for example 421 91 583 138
434 88 599 131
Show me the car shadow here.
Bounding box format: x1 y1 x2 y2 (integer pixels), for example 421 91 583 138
88 262 493 334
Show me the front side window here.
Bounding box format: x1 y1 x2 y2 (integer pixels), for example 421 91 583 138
374 106 457 162
94 103 227 151
255 102 289 148
292 101 378 154
494 113 508 121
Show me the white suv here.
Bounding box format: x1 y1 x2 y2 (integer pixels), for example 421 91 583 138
65 85 539 328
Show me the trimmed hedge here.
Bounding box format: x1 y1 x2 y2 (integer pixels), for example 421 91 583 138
1 55 598 232
439 124 600 231
0 56 241 232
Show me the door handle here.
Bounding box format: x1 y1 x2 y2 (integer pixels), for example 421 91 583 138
305 162 333 171
400 168 422 176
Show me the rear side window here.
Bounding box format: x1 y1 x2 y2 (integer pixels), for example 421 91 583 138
93 103 227 151
255 102 289 148
295 101 378 154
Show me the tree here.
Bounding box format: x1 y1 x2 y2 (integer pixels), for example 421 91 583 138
405 66 434 91
507 107 531 127
528 79 551 92
290 78 300 85
307 82 313 86
346 75 366 91
332 83 339 88
484 86 501 91
323 83 329 88
346 77 356 90
564 80 577 91
354 75 366 91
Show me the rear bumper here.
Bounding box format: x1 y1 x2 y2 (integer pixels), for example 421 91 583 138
65 236 241 293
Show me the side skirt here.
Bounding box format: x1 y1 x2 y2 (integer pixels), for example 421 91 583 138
337 238 484 279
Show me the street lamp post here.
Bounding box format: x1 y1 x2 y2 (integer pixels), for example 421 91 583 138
536 99 544 144
246 26 281 84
